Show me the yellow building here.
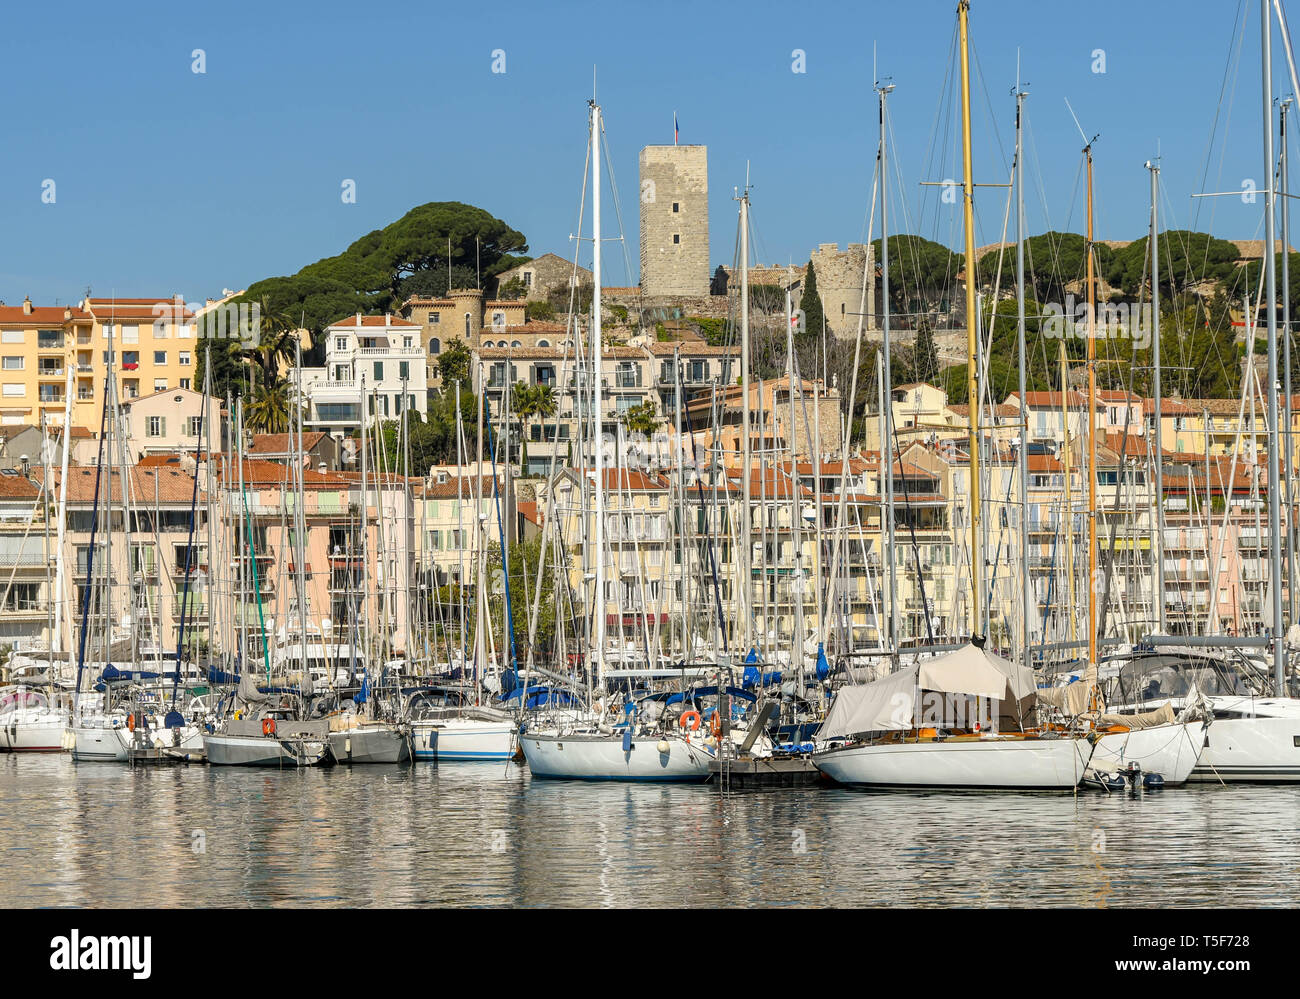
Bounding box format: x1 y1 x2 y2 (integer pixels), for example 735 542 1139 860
0 295 198 430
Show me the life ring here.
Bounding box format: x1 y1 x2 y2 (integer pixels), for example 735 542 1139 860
710 712 722 738
127 713 136 733
679 710 702 731
262 717 277 736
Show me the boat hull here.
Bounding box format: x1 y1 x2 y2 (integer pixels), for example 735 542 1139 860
1089 721 1207 786
204 733 331 767
0 711 69 753
813 736 1092 790
411 718 516 761
1188 715 1300 782
327 726 411 764
519 732 712 781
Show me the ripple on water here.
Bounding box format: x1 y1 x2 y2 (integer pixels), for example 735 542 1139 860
0 756 1298 907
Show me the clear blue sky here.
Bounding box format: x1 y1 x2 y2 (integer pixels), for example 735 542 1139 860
0 0 1290 307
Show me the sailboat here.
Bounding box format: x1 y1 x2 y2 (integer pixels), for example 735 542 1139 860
812 1 1093 789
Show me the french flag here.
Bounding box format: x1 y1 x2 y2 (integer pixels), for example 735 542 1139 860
674 112 678 146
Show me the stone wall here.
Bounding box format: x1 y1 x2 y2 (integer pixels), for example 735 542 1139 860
639 145 710 298
810 242 874 338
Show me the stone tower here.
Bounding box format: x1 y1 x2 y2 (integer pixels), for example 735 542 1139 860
447 288 484 343
809 242 875 338
639 145 709 298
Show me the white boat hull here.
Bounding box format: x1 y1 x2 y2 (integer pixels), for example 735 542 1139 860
411 718 517 761
0 710 69 753
1188 714 1300 782
813 736 1092 789
520 732 713 781
1089 722 1207 786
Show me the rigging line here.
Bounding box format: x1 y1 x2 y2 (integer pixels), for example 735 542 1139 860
1193 0 1250 244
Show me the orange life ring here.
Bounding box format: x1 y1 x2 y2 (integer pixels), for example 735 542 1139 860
710 712 722 738
679 710 702 731
262 717 277 736
127 713 136 733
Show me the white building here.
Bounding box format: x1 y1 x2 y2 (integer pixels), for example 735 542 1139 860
300 313 427 438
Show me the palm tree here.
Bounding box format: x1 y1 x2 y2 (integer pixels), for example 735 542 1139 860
245 375 292 434
510 382 536 471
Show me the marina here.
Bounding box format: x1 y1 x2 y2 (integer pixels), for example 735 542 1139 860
2 0 1300 930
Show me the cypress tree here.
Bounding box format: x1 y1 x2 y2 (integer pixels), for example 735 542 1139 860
797 259 828 340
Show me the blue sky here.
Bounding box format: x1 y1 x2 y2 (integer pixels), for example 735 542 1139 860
0 0 1290 306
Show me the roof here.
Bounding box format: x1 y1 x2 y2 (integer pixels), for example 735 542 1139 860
573 468 667 491
38 465 200 505
84 297 194 320
0 472 40 499
0 304 89 325
1006 390 1089 409
644 341 737 356
327 313 422 330
248 432 327 455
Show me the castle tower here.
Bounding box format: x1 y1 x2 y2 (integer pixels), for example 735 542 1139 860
448 288 484 343
639 145 709 298
809 242 875 338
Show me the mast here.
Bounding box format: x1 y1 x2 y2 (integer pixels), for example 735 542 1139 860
1263 0 1287 692
958 0 984 639
1014 84 1030 670
359 374 372 666
878 79 897 651
739 184 754 655
1281 98 1296 623
786 288 804 682
1061 343 1077 645
1148 160 1166 635
590 97 606 687
1085 141 1098 671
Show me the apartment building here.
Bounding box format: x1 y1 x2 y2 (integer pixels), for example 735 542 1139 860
300 313 428 439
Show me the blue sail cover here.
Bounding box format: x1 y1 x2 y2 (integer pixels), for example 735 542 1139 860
664 685 757 706
500 685 576 710
742 666 783 689
815 642 830 681
745 647 760 664
354 676 370 705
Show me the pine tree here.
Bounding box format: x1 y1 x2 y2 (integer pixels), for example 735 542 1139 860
798 259 828 341
913 318 939 384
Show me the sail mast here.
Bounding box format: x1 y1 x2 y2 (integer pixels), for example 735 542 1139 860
957 0 983 638
1085 142 1098 672
1014 84 1030 670
1148 160 1165 635
1263 0 1286 692
590 97 606 688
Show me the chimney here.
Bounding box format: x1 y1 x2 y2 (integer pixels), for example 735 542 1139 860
385 313 391 326
22 296 32 316
318 462 327 475
355 312 362 327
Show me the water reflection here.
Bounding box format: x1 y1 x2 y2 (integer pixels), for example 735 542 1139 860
0 756 1296 907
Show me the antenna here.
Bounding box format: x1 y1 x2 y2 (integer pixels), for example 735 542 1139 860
1063 97 1098 150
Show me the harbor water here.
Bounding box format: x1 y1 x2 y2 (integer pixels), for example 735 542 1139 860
2 754 1298 907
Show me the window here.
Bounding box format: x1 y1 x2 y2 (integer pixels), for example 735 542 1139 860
537 339 550 348
333 364 348 381
673 234 680 244
1 357 22 370
148 416 166 438
38 330 62 349
179 323 195 339
373 361 383 382
429 338 441 355
179 378 191 389
154 351 166 365
522 272 532 287
427 312 440 324
154 379 167 392
179 351 191 365
464 313 472 337
122 324 139 344
399 361 409 381
335 336 347 352
122 351 139 367
492 312 505 329
125 380 139 398
2 384 24 397
403 336 413 349
1 331 22 344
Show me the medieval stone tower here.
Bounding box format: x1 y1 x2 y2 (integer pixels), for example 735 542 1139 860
809 242 875 338
639 145 709 298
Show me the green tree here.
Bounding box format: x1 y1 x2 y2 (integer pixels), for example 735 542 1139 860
526 299 554 321
621 400 660 436
245 376 292 433
497 276 527 300
797 259 828 340
434 339 472 386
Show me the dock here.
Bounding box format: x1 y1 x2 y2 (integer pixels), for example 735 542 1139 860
708 754 825 789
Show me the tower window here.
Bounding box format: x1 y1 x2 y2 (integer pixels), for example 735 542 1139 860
672 202 679 213
673 234 680 244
